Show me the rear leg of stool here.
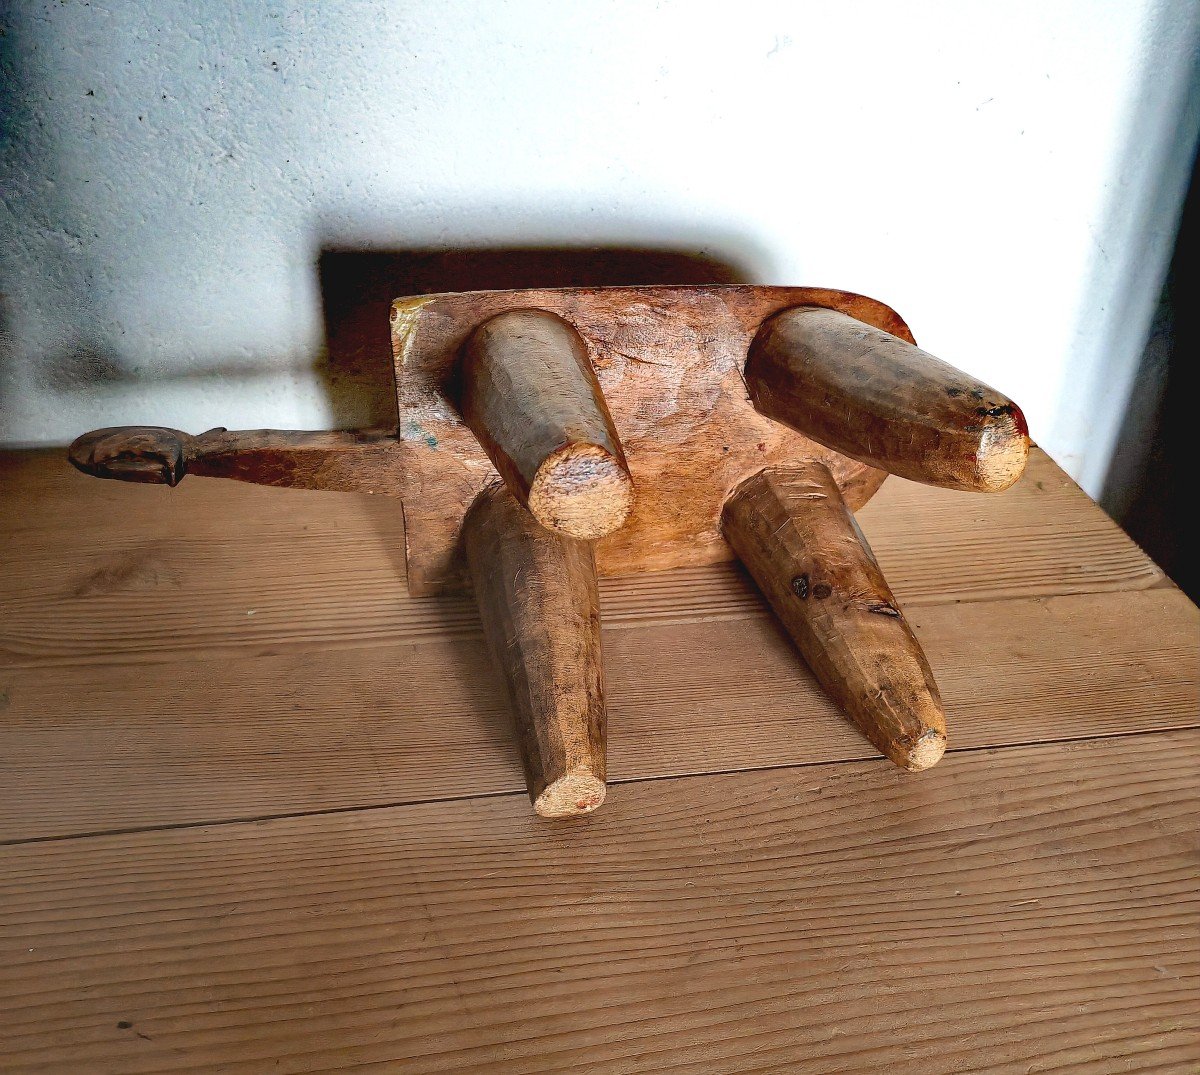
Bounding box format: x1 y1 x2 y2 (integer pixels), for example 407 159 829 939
723 462 946 771
464 484 608 817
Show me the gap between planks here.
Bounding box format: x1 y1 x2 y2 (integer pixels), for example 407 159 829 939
2 723 1195 850
1 730 1196 1073
0 449 1165 671
2 586 1196 842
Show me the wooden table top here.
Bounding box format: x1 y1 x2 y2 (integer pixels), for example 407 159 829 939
1 446 1196 1072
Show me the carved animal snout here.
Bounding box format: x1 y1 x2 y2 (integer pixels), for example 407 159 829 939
69 427 190 486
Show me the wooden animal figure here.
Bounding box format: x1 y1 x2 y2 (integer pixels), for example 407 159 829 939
70 286 1029 818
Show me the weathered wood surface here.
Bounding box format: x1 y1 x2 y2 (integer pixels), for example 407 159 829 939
393 286 908 593
69 426 403 494
2 449 1148 671
66 287 932 594
2 441 1197 1069
2 732 1197 1072
465 486 608 817
461 310 633 539
0 448 1193 840
746 306 1029 491
724 464 945 771
1 586 1194 841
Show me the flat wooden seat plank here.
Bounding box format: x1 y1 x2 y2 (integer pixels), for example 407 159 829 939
0 450 1161 669
0 586 1195 841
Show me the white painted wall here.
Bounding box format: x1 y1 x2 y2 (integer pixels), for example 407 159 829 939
3 0 1197 495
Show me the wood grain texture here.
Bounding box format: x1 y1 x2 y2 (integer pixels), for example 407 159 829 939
65 288 1025 595
1 447 1189 842
2 437 1196 1069
747 306 1030 492
69 427 404 494
393 287 907 593
464 485 607 817
1 586 1195 841
461 310 633 539
0 449 1162 669
2 732 1197 1072
724 464 945 771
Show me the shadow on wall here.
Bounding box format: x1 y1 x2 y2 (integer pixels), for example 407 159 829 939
1051 7 1200 496
1101 145 1197 602
315 246 753 429
14 246 752 435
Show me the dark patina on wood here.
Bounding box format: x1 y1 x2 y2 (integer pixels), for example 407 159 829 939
69 426 403 494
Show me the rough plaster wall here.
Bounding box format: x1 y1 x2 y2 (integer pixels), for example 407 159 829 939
2 0 1197 495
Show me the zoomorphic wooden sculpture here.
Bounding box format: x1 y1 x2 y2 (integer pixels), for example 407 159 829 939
70 286 1030 817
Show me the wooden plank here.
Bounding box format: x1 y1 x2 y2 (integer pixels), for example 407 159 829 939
0 448 1162 669
1 732 1196 1072
2 587 1195 840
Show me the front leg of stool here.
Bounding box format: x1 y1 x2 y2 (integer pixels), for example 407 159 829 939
464 483 608 817
722 462 946 771
460 309 634 539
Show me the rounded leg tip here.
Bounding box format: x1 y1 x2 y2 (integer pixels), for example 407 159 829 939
900 730 947 772
534 770 607 818
528 444 634 540
975 415 1030 492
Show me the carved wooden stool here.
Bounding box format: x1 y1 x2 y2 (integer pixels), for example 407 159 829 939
70 286 1029 817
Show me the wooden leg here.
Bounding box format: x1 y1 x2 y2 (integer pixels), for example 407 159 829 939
464 484 608 817
723 463 946 771
746 306 1029 492
461 309 633 539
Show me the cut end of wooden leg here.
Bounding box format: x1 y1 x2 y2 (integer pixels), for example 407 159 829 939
899 729 947 772
466 486 609 820
974 407 1031 492
534 769 607 818
527 443 635 540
